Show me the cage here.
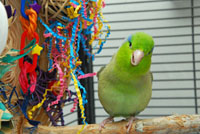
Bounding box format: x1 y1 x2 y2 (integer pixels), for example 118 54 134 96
0 0 200 134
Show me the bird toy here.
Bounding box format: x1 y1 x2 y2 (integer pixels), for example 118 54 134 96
0 0 110 133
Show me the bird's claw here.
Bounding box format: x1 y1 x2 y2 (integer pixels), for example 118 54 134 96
99 123 105 132
99 117 114 132
126 117 138 134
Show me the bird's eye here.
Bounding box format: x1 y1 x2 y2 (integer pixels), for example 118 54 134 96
129 42 132 48
147 47 154 55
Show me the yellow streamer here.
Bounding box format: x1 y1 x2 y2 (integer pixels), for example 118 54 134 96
71 72 86 134
27 82 59 119
89 0 110 47
67 5 81 19
89 16 103 45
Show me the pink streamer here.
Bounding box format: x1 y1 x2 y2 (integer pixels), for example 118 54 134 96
47 63 65 111
102 0 106 8
78 72 97 80
71 3 78 8
93 4 98 35
82 0 87 29
44 32 52 38
70 97 78 112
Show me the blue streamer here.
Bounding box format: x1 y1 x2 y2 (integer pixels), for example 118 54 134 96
84 23 94 35
76 21 83 55
95 14 111 55
21 0 29 20
70 0 80 6
80 34 95 60
38 17 67 41
95 25 110 54
79 0 93 22
69 17 79 69
70 73 88 125
62 16 75 22
48 38 53 71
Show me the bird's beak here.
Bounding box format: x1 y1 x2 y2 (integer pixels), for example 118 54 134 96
131 50 144 66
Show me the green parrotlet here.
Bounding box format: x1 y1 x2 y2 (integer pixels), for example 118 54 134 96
97 32 154 132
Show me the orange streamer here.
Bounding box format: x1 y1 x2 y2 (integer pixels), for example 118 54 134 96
20 8 37 40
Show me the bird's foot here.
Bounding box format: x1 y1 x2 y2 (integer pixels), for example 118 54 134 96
126 116 138 134
99 117 114 132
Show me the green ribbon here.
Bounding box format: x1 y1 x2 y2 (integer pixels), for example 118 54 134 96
0 39 36 63
0 39 36 79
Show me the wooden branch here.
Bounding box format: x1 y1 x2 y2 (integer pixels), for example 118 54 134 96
25 114 200 134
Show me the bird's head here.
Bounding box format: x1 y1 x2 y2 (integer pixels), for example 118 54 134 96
116 32 154 75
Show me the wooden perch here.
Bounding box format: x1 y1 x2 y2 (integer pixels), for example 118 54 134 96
25 114 200 134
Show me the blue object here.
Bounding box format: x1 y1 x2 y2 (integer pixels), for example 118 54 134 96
0 102 6 111
0 102 13 120
21 0 29 20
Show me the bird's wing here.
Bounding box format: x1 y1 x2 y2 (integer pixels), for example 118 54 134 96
150 72 153 83
97 66 105 78
97 53 116 78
